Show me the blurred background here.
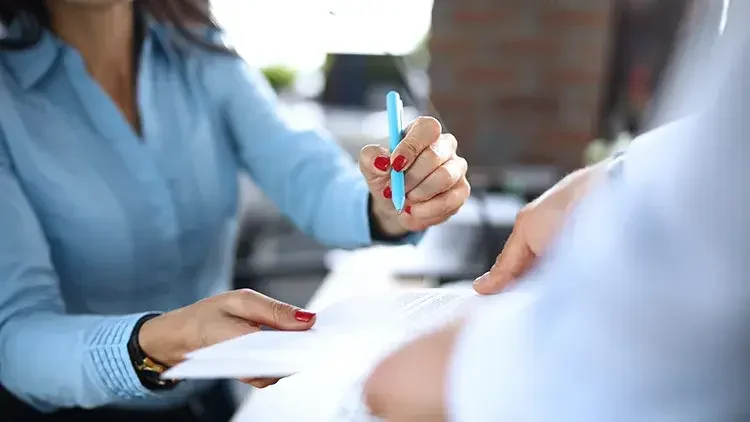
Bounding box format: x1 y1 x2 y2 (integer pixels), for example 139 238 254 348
213 0 726 308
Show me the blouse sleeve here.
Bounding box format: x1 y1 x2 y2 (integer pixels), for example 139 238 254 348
203 54 374 248
0 140 155 411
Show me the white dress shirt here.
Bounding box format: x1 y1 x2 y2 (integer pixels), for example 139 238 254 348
448 18 750 422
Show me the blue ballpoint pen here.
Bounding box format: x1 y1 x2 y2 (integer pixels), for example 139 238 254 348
386 91 406 213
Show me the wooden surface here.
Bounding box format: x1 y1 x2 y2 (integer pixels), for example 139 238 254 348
232 245 432 421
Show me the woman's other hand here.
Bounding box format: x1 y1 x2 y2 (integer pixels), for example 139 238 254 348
473 163 607 295
138 289 316 388
359 116 470 238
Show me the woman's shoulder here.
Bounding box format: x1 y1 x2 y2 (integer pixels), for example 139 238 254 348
151 24 272 107
148 19 235 62
148 21 249 83
0 33 61 93
0 64 25 142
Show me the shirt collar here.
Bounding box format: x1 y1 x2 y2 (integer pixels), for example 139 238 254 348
1 14 174 91
143 15 175 64
1 18 61 90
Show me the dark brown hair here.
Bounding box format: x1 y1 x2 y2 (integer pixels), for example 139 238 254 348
0 0 234 54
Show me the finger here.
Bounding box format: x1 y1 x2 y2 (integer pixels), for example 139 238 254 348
399 208 460 233
403 134 457 193
396 189 465 233
408 155 466 203
406 177 470 222
359 144 391 182
391 116 442 172
473 230 536 295
222 289 317 330
359 144 393 200
242 377 281 388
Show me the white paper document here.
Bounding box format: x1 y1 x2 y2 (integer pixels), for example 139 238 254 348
228 288 536 422
164 288 487 380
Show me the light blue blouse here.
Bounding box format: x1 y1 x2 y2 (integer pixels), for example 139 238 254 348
0 23 375 411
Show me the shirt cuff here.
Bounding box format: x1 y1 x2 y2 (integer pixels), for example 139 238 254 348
87 313 157 401
446 292 536 422
607 150 626 181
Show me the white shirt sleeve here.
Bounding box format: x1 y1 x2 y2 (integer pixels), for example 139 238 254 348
447 26 750 421
447 289 538 422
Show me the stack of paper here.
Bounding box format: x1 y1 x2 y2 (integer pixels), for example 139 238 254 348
163 288 518 421
164 288 489 381
230 287 536 421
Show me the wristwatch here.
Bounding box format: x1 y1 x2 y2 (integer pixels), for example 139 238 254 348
127 313 180 390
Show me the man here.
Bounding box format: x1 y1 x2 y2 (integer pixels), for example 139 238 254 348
363 4 750 421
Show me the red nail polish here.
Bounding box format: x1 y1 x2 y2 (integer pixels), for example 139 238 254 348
373 156 390 172
383 186 392 199
392 155 407 172
295 310 316 322
404 205 412 215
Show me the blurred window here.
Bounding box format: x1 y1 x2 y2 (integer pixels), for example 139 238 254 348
319 53 416 110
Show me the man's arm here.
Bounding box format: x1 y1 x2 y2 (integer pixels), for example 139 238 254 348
365 23 750 421
367 117 750 421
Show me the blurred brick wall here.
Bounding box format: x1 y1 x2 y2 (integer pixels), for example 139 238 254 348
429 0 615 172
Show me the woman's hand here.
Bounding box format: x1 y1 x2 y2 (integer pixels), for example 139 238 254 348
359 116 470 238
138 289 316 388
473 162 607 294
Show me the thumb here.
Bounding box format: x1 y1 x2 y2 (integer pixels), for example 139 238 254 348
473 230 536 295
359 144 392 196
223 289 317 330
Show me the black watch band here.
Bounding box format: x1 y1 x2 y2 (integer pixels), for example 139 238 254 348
127 313 180 391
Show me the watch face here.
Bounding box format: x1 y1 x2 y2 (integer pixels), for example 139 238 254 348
139 357 168 374
136 357 178 388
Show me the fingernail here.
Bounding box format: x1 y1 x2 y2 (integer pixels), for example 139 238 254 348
473 272 490 285
294 310 316 322
383 186 392 199
392 155 407 172
374 156 390 172
404 205 412 215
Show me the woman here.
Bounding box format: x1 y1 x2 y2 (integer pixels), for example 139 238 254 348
0 0 470 420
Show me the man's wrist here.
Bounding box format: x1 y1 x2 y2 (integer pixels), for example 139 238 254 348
559 162 609 215
572 151 625 205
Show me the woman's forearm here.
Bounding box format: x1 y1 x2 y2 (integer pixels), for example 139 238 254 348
0 311 154 411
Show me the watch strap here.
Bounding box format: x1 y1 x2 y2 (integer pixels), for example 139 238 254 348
127 313 180 390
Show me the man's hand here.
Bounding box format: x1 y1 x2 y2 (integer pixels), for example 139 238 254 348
364 321 464 422
473 163 608 295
